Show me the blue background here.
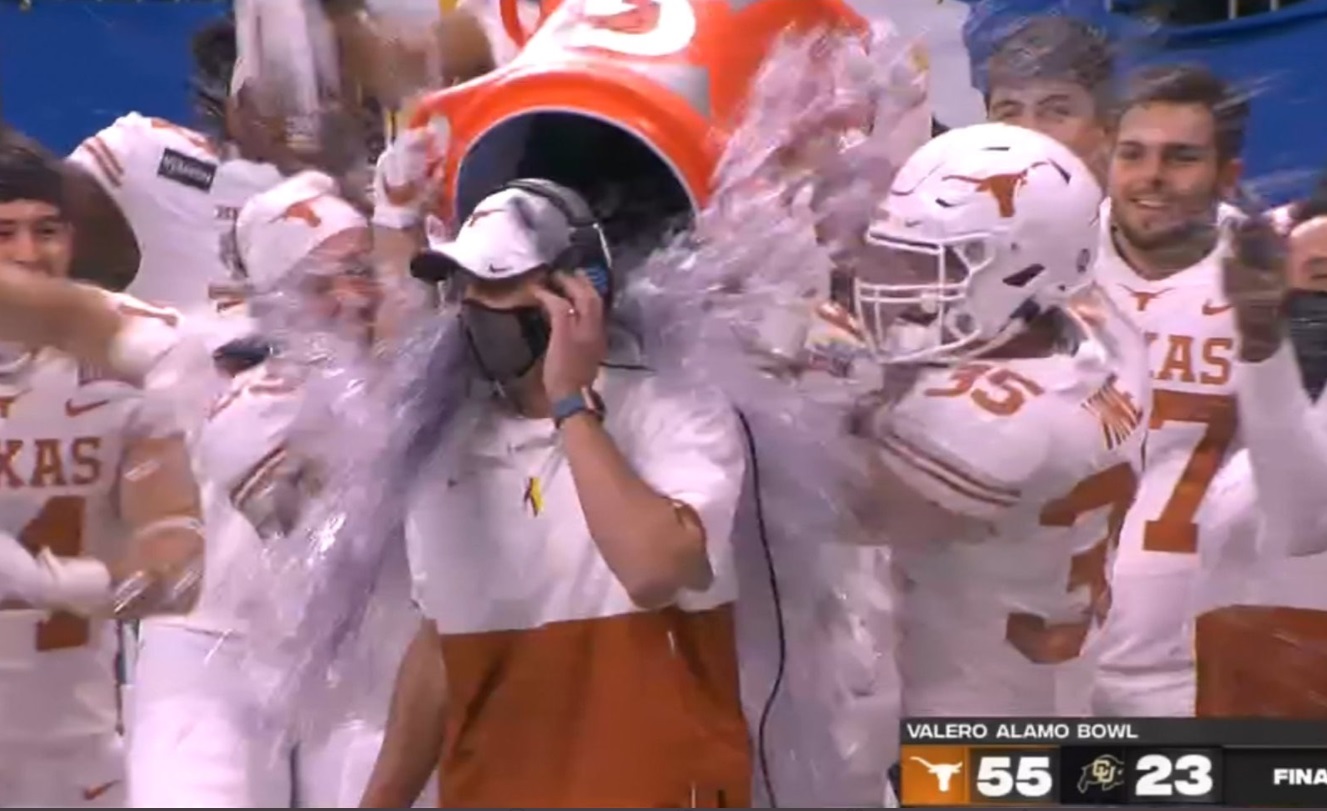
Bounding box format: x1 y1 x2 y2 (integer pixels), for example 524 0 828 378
1 1 228 147
4 0 1327 203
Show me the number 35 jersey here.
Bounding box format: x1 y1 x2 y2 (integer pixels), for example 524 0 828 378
878 287 1151 717
0 349 147 745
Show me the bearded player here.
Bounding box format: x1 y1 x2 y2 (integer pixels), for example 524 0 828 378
1090 65 1250 717
127 171 427 806
0 134 204 808
843 123 1149 718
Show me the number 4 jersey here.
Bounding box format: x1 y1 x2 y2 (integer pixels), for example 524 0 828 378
878 286 1150 717
0 346 150 744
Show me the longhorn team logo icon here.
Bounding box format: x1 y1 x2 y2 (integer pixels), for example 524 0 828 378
899 745 971 805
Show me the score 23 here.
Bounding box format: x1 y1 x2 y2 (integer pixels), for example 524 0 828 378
565 0 698 58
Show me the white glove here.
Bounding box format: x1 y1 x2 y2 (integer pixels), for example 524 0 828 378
0 531 110 614
372 125 439 230
0 530 47 604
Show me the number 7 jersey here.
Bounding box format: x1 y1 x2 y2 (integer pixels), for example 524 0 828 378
1092 210 1242 706
878 287 1151 717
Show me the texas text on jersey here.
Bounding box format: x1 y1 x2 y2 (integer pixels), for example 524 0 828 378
1092 203 1243 715
67 112 282 315
0 351 146 744
880 288 1150 717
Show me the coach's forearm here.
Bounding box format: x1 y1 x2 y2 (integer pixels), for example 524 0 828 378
560 413 711 607
360 619 449 808
372 224 437 344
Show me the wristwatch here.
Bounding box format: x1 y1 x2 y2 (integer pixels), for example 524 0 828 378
552 387 606 428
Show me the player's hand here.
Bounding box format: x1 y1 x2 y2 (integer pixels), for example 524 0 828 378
533 271 608 403
371 125 439 230
1224 215 1291 363
0 530 49 605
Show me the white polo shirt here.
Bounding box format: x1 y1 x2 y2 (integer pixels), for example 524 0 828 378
407 366 743 632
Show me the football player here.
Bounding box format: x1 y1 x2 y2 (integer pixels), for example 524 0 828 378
61 16 285 315
128 170 423 807
983 16 1115 183
0 165 420 805
1091 65 1250 717
847 122 1150 717
0 133 204 808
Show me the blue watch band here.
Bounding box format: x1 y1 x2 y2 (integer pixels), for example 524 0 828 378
552 388 604 427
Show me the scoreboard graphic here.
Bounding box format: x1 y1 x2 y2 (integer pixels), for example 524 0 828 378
898 718 1327 807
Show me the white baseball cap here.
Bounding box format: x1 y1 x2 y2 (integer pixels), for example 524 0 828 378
234 170 367 290
410 185 587 284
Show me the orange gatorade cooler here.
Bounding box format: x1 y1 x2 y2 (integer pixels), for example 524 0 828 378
409 0 866 232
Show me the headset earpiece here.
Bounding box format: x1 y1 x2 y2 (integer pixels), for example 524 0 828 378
498 178 614 302
582 264 612 300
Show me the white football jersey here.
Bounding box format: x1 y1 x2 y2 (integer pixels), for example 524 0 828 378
1094 206 1242 672
0 349 148 744
881 288 1150 716
159 361 302 636
67 112 283 315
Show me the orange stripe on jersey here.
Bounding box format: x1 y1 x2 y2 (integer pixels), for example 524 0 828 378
90 136 124 176
876 430 1020 508
230 444 289 511
79 137 123 187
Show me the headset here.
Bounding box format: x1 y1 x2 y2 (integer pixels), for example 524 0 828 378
497 178 616 303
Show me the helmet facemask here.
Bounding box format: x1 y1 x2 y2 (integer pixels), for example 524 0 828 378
854 225 1010 364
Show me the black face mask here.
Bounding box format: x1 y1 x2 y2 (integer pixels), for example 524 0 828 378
1287 290 1327 400
458 301 551 385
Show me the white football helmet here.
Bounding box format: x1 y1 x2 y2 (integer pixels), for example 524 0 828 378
855 122 1103 363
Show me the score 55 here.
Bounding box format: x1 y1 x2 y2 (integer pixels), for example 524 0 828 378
972 749 1059 804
